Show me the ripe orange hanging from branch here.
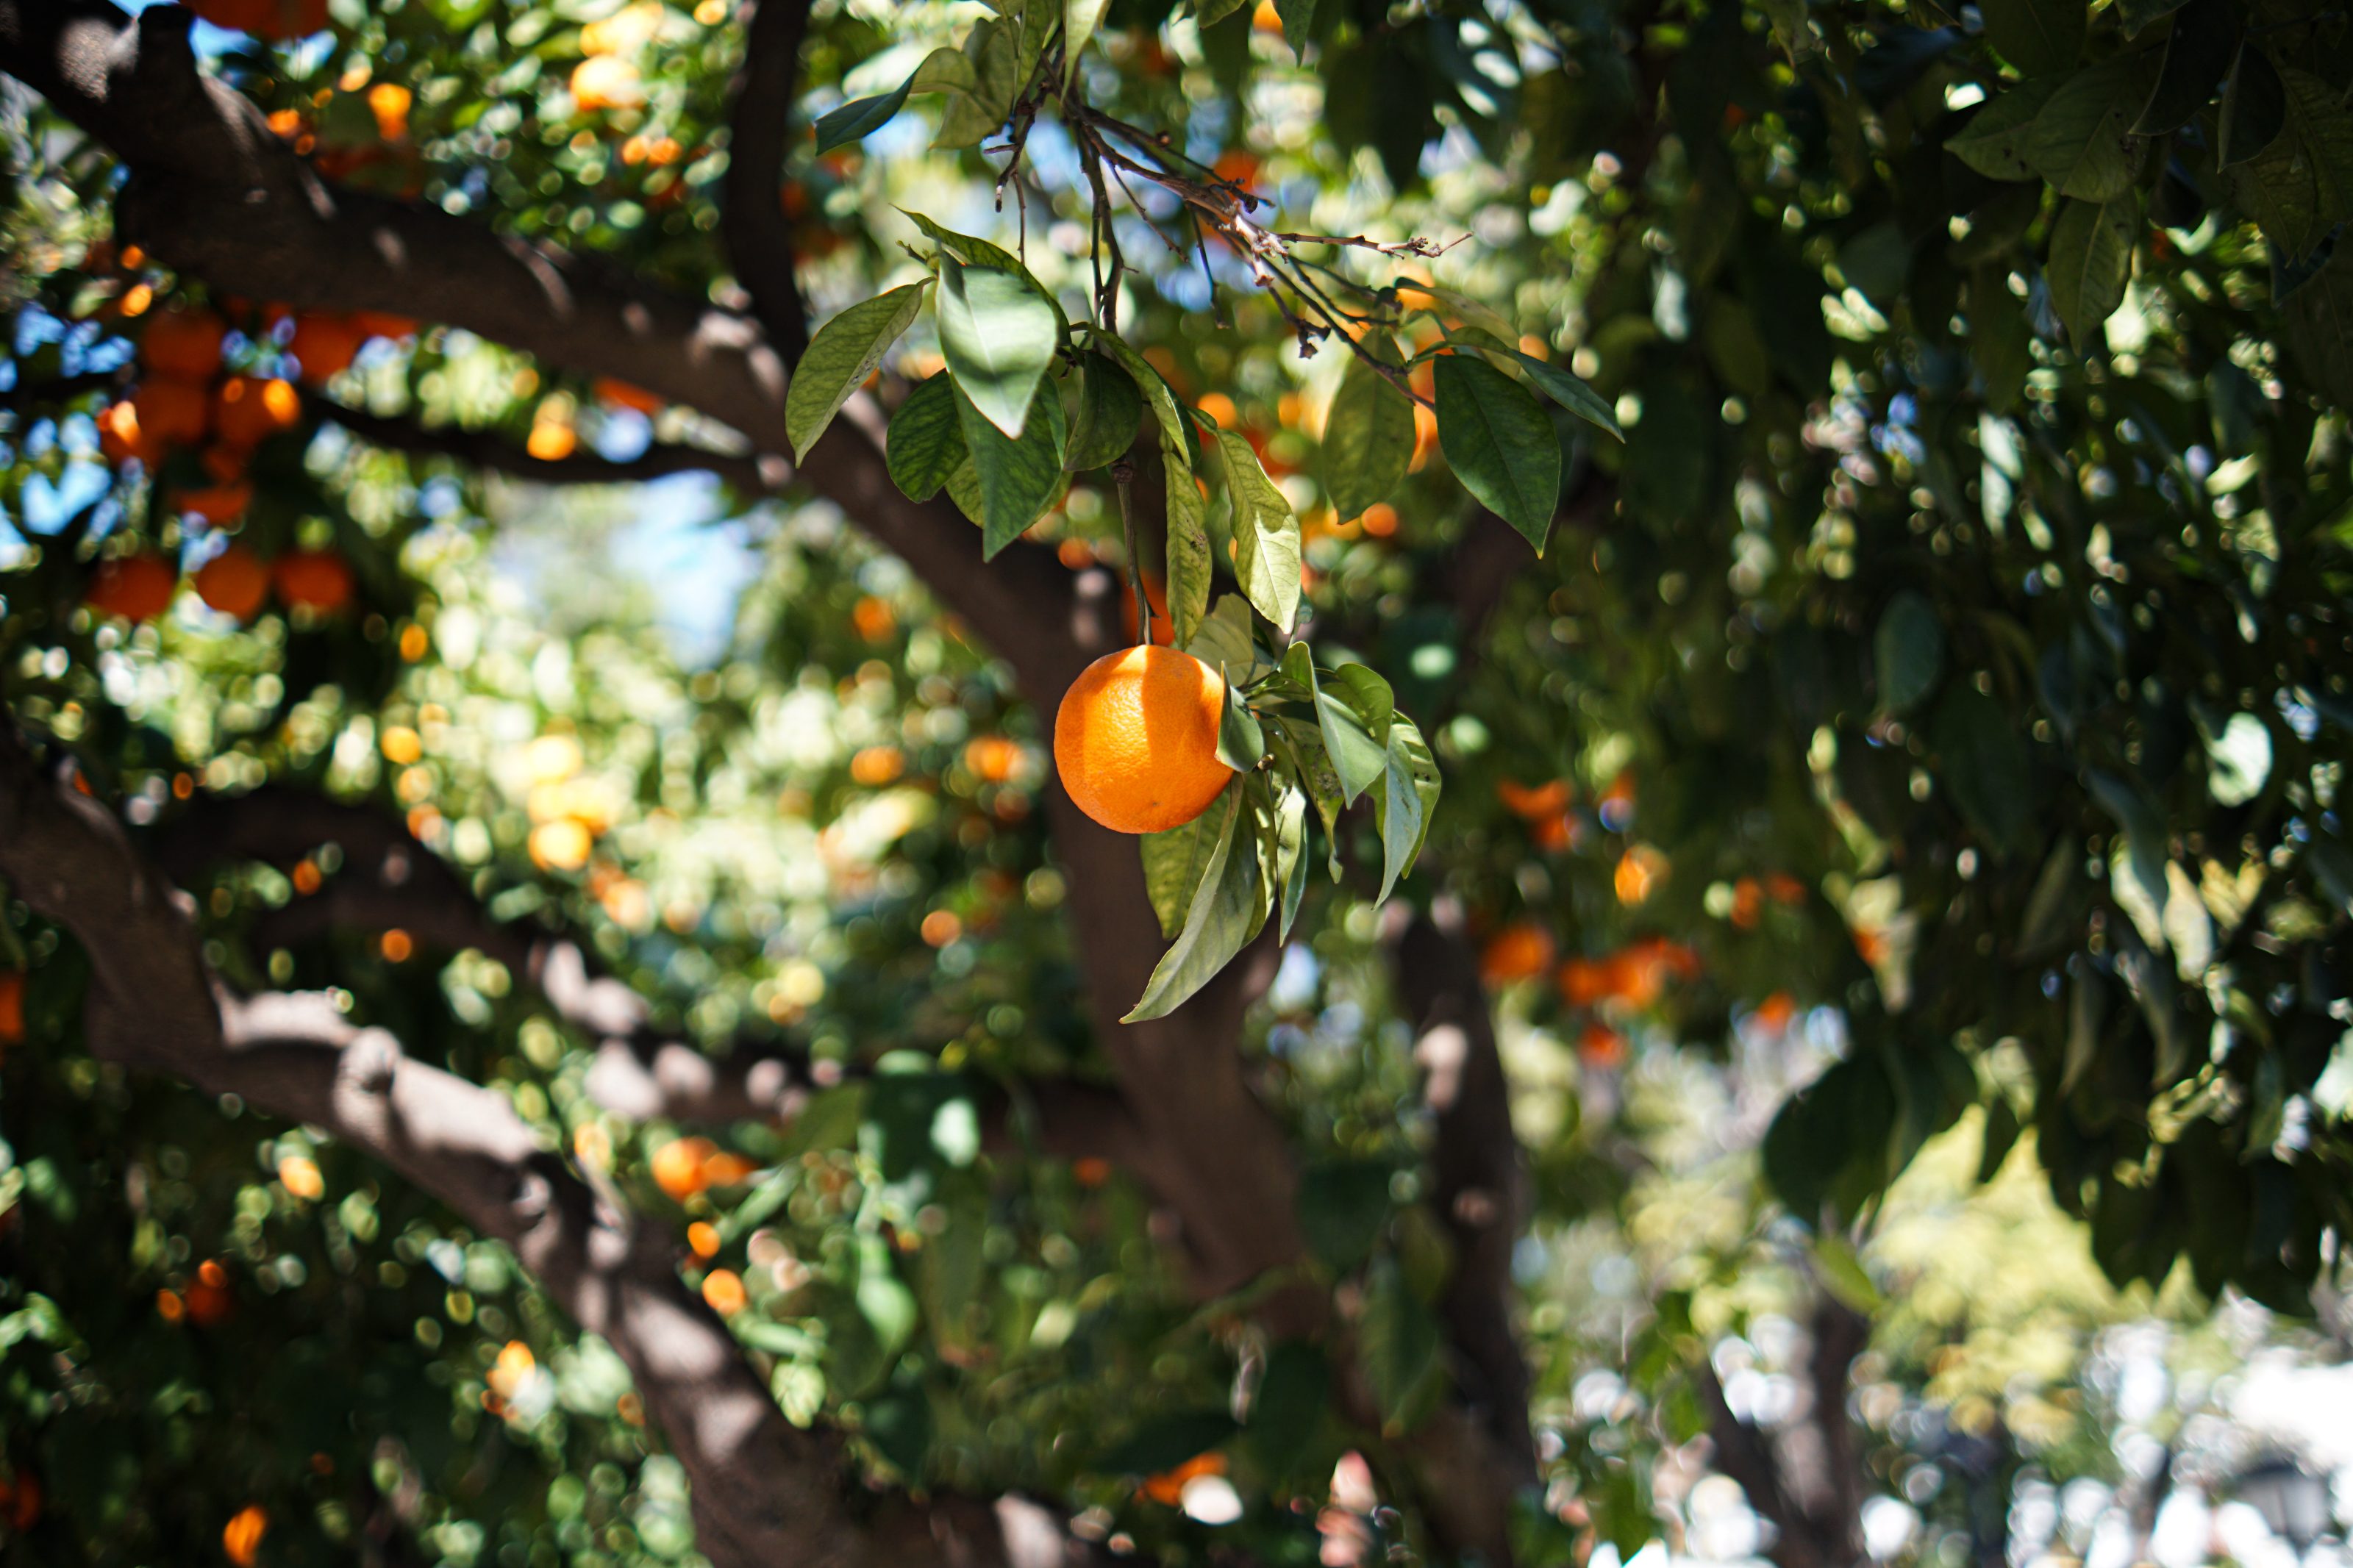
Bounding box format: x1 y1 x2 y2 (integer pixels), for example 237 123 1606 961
138 307 224 379
1053 645 1234 835
274 548 353 613
214 376 302 448
287 312 365 382
195 545 271 620
85 554 177 623
132 379 210 448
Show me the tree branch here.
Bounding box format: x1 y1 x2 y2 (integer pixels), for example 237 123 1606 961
721 0 815 365
0 723 860 1568
155 782 1150 1168
3 723 1131 1568
0 0 1085 703
324 405 775 493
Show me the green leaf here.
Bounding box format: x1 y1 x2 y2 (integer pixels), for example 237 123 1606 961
1211 429 1302 633
1065 0 1115 84
1065 350 1143 472
887 373 966 503
2224 68 2353 262
1874 590 1945 715
1142 804 1229 941
1471 339 1623 439
1307 654 1390 803
1360 1259 1443 1430
1371 719 1432 901
2046 195 2138 343
1322 345 1415 519
2218 40 2287 168
1432 353 1561 552
814 80 917 157
1268 716 1345 876
785 282 928 462
1979 0 2085 76
1247 1342 1329 1469
953 379 1067 558
1217 679 1266 775
1971 265 2034 412
900 209 1026 275
1274 784 1308 938
813 52 968 157
1195 0 1252 24
1185 594 1268 684
1089 331 1210 645
1947 78 2068 182
934 18 1021 149
1931 687 2033 855
2087 768 2171 926
2024 58 2152 201
1297 1159 1393 1270
1810 1234 1887 1314
1274 0 1321 56
862 1386 932 1478
1124 784 1271 1021
2134 0 2236 135
936 255 1059 439
855 1234 920 1355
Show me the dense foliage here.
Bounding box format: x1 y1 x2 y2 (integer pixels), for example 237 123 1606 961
2 0 2352 1564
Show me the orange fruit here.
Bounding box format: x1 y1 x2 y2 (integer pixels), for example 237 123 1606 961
273 548 352 612
96 401 158 465
351 310 418 341
1496 778 1571 819
593 376 663 414
650 1136 715 1200
367 82 412 140
1 1474 40 1531
222 1504 268 1567
214 376 302 448
1558 956 1610 1007
1142 1451 1227 1506
85 554 176 623
1578 1023 1628 1069
0 970 24 1044
701 1268 747 1316
139 308 224 379
1053 645 1234 834
571 56 645 111
195 545 271 619
964 735 1024 783
287 312 364 382
1479 923 1554 985
177 482 253 526
132 378 210 447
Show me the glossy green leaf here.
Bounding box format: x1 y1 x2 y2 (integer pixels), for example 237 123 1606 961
1445 327 1623 437
934 19 1021 149
1141 803 1229 941
1269 715 1346 877
953 379 1067 558
1931 687 2033 855
785 282 927 462
2224 68 2353 261
1216 679 1266 775
2024 58 2151 201
936 255 1059 439
1065 0 1115 82
886 373 967 503
2218 41 2287 168
1874 590 1945 715
1321 346 1414 519
1211 428 1301 634
1946 78 2068 182
1274 0 1321 55
1979 0 2084 76
2046 196 2138 343
1274 784 1308 938
1433 352 1561 553
1065 351 1143 473
1089 330 1210 645
1124 784 1270 1022
1185 593 1268 684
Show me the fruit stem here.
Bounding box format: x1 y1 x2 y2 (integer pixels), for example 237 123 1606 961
1111 457 1149 648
